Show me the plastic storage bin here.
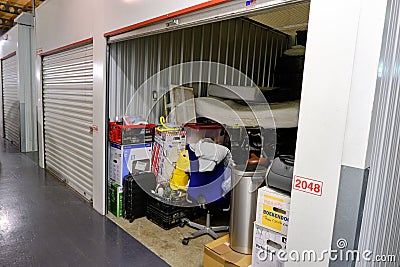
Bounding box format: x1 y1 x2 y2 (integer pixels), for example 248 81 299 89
146 197 201 230
184 123 223 144
108 122 155 145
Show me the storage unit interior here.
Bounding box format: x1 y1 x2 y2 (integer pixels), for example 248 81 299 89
107 2 310 266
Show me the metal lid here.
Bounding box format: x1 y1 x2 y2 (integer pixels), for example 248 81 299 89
232 164 267 176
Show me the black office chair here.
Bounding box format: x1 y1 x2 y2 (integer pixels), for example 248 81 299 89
180 146 230 245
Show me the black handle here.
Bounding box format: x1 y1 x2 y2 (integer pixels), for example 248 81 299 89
279 155 294 166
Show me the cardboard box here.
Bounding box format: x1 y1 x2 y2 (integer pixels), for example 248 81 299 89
252 222 287 267
108 181 123 217
256 186 291 235
204 234 252 267
110 143 152 186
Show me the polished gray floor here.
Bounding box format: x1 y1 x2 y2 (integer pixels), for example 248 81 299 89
0 139 169 267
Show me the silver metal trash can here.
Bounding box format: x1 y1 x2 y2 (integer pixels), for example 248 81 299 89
229 165 267 254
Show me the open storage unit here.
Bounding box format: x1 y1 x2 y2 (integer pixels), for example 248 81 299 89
106 1 309 265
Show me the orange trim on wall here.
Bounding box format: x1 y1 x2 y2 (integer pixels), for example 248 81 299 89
104 0 232 37
1 51 16 61
39 37 94 56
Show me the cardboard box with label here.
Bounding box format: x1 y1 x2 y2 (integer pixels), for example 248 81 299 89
110 143 152 186
252 222 287 267
204 234 251 267
256 186 291 235
108 181 123 217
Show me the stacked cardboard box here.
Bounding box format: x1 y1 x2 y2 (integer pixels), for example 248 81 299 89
108 181 123 217
151 129 186 183
203 234 252 267
109 142 152 186
252 186 291 267
108 123 154 219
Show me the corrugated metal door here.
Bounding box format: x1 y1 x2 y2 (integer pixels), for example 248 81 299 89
42 43 94 201
357 0 400 264
2 54 20 149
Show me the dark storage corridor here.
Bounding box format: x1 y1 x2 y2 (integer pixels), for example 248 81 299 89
0 139 168 266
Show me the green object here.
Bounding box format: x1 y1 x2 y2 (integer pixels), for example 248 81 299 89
109 181 123 217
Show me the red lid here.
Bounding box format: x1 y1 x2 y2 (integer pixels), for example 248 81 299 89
183 123 222 129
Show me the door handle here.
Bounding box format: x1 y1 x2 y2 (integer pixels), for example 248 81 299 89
89 125 98 133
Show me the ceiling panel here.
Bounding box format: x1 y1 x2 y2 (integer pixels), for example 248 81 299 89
247 2 310 36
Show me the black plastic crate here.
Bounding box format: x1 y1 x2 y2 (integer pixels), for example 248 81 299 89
146 196 184 213
146 197 203 230
146 205 190 230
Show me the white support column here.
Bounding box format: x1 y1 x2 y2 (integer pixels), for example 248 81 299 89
16 13 37 153
91 35 107 215
91 1 108 214
286 0 387 266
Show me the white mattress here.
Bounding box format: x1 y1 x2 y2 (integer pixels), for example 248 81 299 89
194 97 299 128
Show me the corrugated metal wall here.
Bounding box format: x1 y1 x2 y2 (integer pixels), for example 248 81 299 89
357 0 400 265
108 18 289 122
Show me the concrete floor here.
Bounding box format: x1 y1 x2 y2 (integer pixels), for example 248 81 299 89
108 210 230 267
0 139 168 266
108 216 207 267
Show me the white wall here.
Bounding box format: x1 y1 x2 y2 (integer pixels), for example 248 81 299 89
36 0 207 52
0 26 18 58
341 0 387 169
35 0 94 52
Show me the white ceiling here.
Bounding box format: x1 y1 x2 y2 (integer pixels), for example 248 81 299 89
247 1 310 36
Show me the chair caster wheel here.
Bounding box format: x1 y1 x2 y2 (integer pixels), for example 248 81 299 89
182 238 189 245
179 221 186 228
129 219 134 223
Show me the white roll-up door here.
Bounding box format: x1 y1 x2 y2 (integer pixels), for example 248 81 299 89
42 43 94 201
2 54 20 149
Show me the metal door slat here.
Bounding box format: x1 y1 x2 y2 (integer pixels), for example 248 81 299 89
44 108 92 122
2 54 20 149
44 126 92 147
42 43 94 201
45 147 92 174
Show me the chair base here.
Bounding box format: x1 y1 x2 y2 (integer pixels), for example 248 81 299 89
181 211 229 245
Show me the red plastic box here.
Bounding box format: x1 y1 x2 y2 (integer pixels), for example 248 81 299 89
108 122 155 145
183 123 223 144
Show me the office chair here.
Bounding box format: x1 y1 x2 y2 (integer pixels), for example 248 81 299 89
181 145 230 245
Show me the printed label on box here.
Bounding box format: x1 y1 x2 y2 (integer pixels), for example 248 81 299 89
256 186 291 235
134 161 147 171
261 202 288 232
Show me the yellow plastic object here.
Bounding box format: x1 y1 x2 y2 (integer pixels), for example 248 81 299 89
156 116 181 132
176 150 189 171
170 169 189 191
170 150 190 190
